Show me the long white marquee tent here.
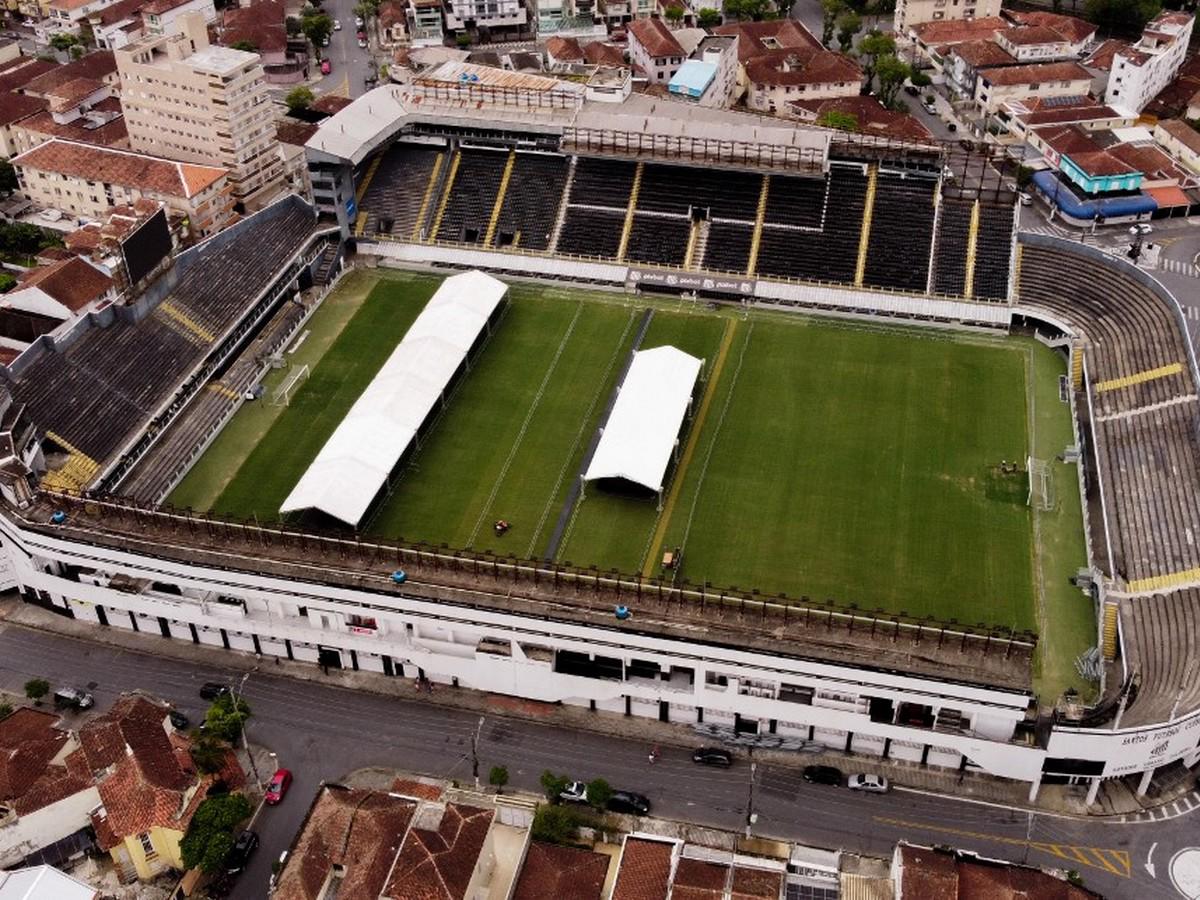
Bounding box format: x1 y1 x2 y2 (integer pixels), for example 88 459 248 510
280 269 507 526
583 345 703 495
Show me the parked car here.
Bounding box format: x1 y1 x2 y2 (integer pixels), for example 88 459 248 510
321 59 332 75
1017 192 1033 207
333 18 341 29
226 830 259 873
559 781 588 803
802 765 842 786
847 773 890 793
321 35 330 46
355 14 364 26
692 747 733 768
903 84 919 96
358 36 368 48
921 96 937 114
265 768 293 804
168 709 189 730
607 791 651 815
53 687 94 710
199 681 229 701
1131 222 1153 235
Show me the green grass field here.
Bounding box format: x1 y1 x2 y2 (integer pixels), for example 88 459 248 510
173 272 1093 692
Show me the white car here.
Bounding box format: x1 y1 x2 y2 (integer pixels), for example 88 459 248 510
333 18 341 29
355 15 364 26
1130 222 1153 235
847 773 890 793
559 781 588 803
358 37 368 48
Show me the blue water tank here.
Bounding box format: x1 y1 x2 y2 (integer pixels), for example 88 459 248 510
615 605 631 620
50 511 66 525
391 570 407 584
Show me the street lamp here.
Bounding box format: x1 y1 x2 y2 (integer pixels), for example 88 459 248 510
232 670 262 788
471 716 485 791
744 752 757 839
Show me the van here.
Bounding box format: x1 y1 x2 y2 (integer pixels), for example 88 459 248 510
54 687 94 710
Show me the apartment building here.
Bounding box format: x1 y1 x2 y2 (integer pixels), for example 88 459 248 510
115 12 284 212
1105 11 1194 113
627 17 689 83
13 139 233 236
667 34 738 107
974 60 1092 113
442 0 527 34
894 0 1000 38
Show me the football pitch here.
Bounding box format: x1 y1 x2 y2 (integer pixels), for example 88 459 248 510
172 270 1091 683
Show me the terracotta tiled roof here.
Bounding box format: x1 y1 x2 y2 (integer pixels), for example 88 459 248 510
1146 52 1200 117
16 257 113 313
391 778 443 801
671 858 728 899
16 97 127 148
948 40 1017 68
277 119 320 146
546 36 584 61
583 41 627 68
378 0 405 29
745 47 861 87
1001 25 1070 45
1158 118 1200 154
220 0 287 54
512 842 609 900
45 77 106 113
791 95 934 142
612 837 674 900
1037 123 1100 156
897 844 1102 899
1061 148 1138 177
142 0 198 13
93 0 148 27
911 17 1008 46
0 91 46 127
628 17 684 59
0 59 58 94
1108 141 1184 179
14 140 225 199
0 707 93 817
976 60 1091 86
311 94 353 115
1019 102 1122 126
1085 38 1129 71
715 19 821 63
384 803 494 900
22 52 117 96
730 866 783 899
1005 10 1096 43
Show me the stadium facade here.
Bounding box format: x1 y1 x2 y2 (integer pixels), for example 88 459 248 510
0 70 1197 809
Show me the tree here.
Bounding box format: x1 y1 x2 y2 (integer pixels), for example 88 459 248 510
698 7 721 26
203 694 250 744
874 53 910 107
835 10 861 51
817 109 859 131
285 86 315 114
286 16 302 35
230 39 258 52
488 766 509 794
908 68 931 88
4 223 54 255
531 805 578 844
1084 0 1160 35
722 0 776 19
49 33 78 52
540 770 569 803
820 0 844 46
585 778 612 811
180 793 253 873
0 700 13 720
857 29 895 90
301 11 333 49
0 273 16 293
664 4 685 22
0 159 17 197
24 678 49 705
455 31 472 47
189 732 229 774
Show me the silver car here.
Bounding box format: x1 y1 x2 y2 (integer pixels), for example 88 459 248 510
847 773 889 793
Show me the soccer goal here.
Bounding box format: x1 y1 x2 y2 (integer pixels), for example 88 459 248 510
1027 456 1053 511
270 364 309 407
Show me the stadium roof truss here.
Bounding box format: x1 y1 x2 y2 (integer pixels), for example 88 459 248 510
280 269 507 527
584 345 704 500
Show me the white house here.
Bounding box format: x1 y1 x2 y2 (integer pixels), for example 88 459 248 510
1105 11 1194 113
974 60 1093 113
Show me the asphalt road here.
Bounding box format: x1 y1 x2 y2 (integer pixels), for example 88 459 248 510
312 0 379 100
3 628 1198 898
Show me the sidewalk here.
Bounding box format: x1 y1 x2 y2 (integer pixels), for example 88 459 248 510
0 596 1188 821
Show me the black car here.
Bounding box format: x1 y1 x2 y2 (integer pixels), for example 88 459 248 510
226 830 259 874
803 765 842 786
692 747 733 768
607 791 651 815
168 710 189 730
199 682 230 701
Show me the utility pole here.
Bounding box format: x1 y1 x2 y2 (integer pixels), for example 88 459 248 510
471 716 485 791
233 671 262 788
744 751 757 839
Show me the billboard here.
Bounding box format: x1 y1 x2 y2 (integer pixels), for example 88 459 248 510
120 207 172 287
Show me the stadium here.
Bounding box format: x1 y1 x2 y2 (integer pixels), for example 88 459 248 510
0 60 1196 808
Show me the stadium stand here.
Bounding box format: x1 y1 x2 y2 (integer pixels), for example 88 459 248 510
636 164 762 220
556 208 627 259
972 202 1016 301
705 223 755 274
1117 589 1200 727
434 148 510 244
358 143 444 240
625 216 691 267
8 199 318 478
863 172 937 294
569 156 638 207
931 197 973 296
492 153 570 250
1017 243 1200 588
762 173 827 230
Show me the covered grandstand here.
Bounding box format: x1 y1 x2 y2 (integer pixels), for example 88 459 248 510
583 345 703 501
280 269 507 527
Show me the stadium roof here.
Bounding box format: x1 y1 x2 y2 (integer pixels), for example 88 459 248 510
281 270 507 526
584 346 702 494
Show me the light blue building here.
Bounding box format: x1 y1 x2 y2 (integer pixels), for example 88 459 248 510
1059 151 1144 194
668 59 717 101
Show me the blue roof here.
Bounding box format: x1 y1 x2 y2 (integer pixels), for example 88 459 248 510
1032 170 1158 219
668 60 717 98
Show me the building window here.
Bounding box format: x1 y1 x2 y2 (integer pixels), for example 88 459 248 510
139 833 157 858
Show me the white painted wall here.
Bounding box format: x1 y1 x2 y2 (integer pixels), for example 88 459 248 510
0 787 100 868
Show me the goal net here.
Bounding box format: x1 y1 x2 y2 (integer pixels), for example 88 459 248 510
270 364 309 407
1027 456 1053 511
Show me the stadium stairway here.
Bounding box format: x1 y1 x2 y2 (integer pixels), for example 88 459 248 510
616 162 644 263
40 432 100 492
853 164 878 288
428 149 462 242
1071 345 1084 390
1102 601 1119 661
746 175 770 276
483 150 517 247
352 155 384 237
963 199 981 299
547 156 578 254
411 152 446 241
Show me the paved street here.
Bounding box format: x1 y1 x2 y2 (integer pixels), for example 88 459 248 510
312 0 379 100
2 627 1198 899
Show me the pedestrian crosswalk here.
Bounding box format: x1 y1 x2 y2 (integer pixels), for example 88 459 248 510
1158 257 1200 278
1118 790 1200 823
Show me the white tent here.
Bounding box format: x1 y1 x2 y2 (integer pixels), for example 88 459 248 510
280 270 507 526
583 345 703 495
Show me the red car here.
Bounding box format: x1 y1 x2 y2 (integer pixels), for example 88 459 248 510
320 59 331 75
264 768 292 805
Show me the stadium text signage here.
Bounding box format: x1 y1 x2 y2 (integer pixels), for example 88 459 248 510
628 269 755 296
1048 711 1200 775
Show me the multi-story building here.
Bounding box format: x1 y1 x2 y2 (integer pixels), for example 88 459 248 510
974 60 1092 113
894 0 1000 39
627 17 688 84
667 35 738 108
1002 11 1096 58
12 138 233 236
443 0 527 34
743 47 862 114
142 0 216 35
42 0 125 38
1105 11 1194 113
115 12 284 212
406 0 444 45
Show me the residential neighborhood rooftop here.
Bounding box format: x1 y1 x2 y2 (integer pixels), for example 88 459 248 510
977 60 1091 86
13 140 227 199
628 17 685 59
